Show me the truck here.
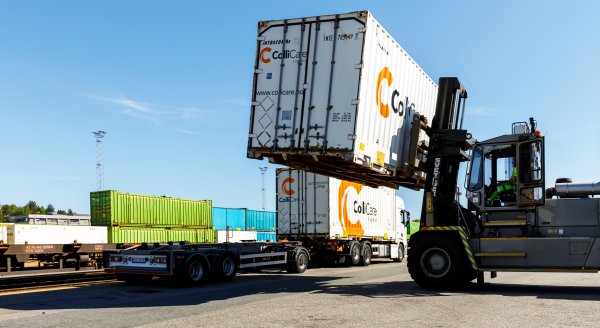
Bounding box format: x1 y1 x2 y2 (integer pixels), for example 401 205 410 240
103 241 310 284
276 168 409 265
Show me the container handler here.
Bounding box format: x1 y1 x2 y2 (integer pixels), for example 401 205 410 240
406 77 599 289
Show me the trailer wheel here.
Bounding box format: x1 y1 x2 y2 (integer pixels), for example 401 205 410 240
288 250 309 273
407 235 468 290
348 241 361 266
393 243 405 263
184 259 207 285
359 242 372 266
215 254 237 282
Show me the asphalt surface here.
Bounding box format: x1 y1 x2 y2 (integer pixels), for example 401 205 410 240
1 260 600 328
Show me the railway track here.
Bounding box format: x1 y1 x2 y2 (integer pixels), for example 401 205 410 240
0 270 117 294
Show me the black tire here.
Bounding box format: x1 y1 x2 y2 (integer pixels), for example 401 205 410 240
393 243 405 263
348 241 361 266
287 250 309 273
115 273 152 284
407 235 470 290
359 242 372 266
182 259 207 285
214 254 237 282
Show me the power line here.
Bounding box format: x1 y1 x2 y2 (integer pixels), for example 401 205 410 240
92 131 107 191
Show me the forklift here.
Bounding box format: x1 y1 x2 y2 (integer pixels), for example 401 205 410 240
406 77 600 289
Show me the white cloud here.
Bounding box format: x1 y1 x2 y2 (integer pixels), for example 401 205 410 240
89 95 208 126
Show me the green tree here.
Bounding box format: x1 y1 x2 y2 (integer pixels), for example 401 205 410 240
26 201 38 214
57 209 67 215
47 204 55 214
39 206 46 214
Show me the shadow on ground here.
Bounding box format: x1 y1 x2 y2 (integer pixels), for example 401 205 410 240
1 263 599 312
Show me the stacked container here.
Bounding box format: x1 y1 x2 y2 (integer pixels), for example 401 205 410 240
212 208 277 242
90 190 214 244
246 210 277 242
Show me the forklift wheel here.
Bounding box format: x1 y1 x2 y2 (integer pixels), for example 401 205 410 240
407 235 470 290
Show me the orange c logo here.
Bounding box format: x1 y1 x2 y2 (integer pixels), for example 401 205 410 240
338 181 365 238
260 47 272 64
375 67 393 118
282 177 295 196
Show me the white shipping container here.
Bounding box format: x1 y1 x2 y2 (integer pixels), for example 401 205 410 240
0 224 9 244
248 11 437 188
276 168 405 241
214 230 258 243
7 224 108 245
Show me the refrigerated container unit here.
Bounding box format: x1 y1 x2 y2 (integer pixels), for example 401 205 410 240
248 11 437 189
212 207 246 231
90 190 212 228
277 168 409 265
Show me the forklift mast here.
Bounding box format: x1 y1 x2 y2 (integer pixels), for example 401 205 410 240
420 78 473 228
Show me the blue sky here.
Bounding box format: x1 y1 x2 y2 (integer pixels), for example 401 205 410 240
0 1 598 218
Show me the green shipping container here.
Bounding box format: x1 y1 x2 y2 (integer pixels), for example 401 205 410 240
107 226 215 244
90 190 212 228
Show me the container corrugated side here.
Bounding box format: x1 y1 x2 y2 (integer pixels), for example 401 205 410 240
245 210 276 232
211 207 246 231
256 231 277 242
8 224 107 244
107 227 215 243
248 11 437 189
90 190 212 228
277 168 400 240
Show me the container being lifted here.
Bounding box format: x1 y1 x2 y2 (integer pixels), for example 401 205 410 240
247 10 437 189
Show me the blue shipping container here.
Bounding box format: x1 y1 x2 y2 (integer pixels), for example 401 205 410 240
256 231 277 242
212 208 246 231
246 210 276 232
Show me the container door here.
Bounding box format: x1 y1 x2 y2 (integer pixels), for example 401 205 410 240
298 18 365 151
251 23 311 150
250 17 365 151
277 169 302 235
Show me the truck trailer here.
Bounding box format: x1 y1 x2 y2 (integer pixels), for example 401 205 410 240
103 241 310 284
277 168 409 266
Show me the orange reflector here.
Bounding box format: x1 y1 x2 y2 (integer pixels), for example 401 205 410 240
535 130 542 136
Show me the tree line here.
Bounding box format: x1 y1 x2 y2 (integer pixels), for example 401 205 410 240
1 201 76 222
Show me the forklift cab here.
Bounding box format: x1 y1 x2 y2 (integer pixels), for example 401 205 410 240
466 124 545 212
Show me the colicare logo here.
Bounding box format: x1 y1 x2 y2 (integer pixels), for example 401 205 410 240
260 47 272 64
375 66 413 119
376 67 393 118
282 177 295 196
338 181 365 237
